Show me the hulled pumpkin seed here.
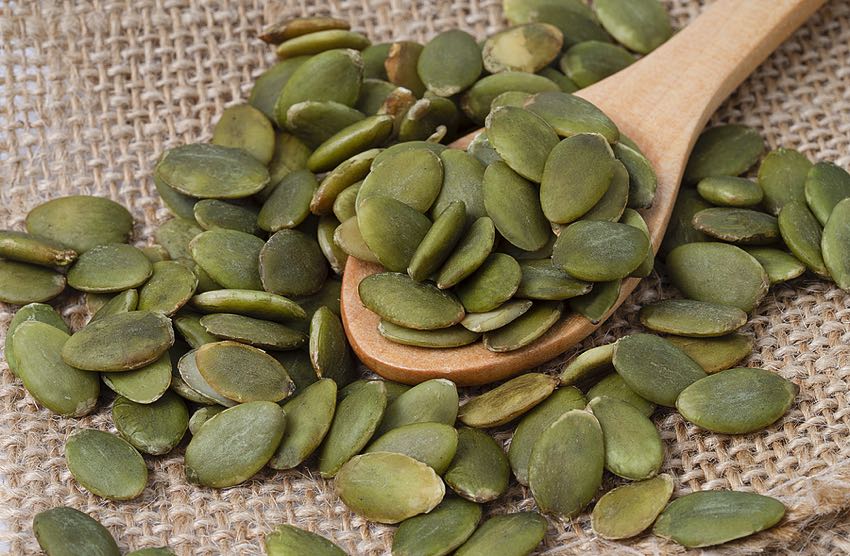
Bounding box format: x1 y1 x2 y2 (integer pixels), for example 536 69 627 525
196 341 294 403
613 142 658 209
483 301 562 352
377 378 459 435
26 195 133 253
270 378 337 470
307 115 394 173
758 148 813 215
553 220 649 281
461 72 559 125
418 30 482 97
312 149 379 215
211 103 275 165
191 229 264 290
155 175 199 221
265 131 313 196
482 163 550 252
639 299 748 337
486 106 558 182
455 253 521 313
744 248 805 284
569 279 621 324
112 392 188 455
67 243 152 293
319 380 387 477
591 474 674 540
666 333 754 373
459 373 558 428
360 272 465 330
683 125 764 185
318 215 348 274
137 260 198 316
392 497 482 556
260 16 350 44
264 524 346 556
257 169 316 232
248 57 310 120
188 406 224 434
359 195 432 272
538 67 578 93
586 373 656 417
334 216 380 263
362 43 391 80
276 29 370 59
366 422 459 474
4 302 68 375
173 312 218 349
33 506 120 556
192 200 259 236
697 176 764 207
460 300 533 333
432 150 487 225
558 343 614 386
822 198 850 290
260 229 329 296
65 429 147 500
525 91 619 143
483 23 563 74
444 427 510 503
587 396 663 480
692 207 780 245
309 306 355 385
177 349 236 407
454 511 546 556
661 188 710 255
200 313 305 350
515 259 592 301
504 0 609 47
408 201 466 281
560 40 634 88
191 289 305 322
271 349 318 393
102 353 172 404
778 201 829 277
594 0 671 53
155 218 202 260
0 230 76 267
341 378 411 405
155 143 269 199
582 160 629 222
379 321 481 348
805 162 850 225
359 148 444 213
620 208 655 277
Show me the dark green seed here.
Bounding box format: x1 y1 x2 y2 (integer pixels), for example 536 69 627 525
444 427 510 503
112 392 189 455
65 429 147 500
260 229 329 296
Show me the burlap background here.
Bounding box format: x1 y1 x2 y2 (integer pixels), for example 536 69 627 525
2 0 850 554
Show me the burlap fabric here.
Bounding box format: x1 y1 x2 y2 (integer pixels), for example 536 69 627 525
1 0 849 554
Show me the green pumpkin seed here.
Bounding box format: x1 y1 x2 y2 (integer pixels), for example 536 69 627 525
269 378 337 469
248 57 310 120
482 23 563 74
515 259 592 301
307 115 393 173
486 106 558 182
177 349 235 407
372 141 447 167
26 195 133 253
460 300 533 333
256 170 316 233
0 230 76 267
385 41 426 97
454 511 546 556
366 422 458 474
435 217 497 289
63 311 174 372
196 341 294 402
317 215 348 275
261 15 350 44
667 242 769 312
362 43 391 80
778 201 829 277
185 401 286 487
505 0 610 46
276 29 370 59
286 100 366 148
102 353 172 404
683 124 765 185
377 378 459 436
360 272 465 330
418 30 482 97
455 253 521 313
538 67 579 93
211 103 274 164
805 162 850 225
619 208 654 277
359 148 444 213
444 427 509 503
4 303 68 375
336 452 445 524
459 373 558 428
461 72 559 125
594 0 671 53
260 229 329 296
264 524 346 556
191 289 305 323
697 176 764 207
65 429 147 500
528 409 604 518
112 392 188 455
558 343 614 386
586 373 656 417
560 40 634 88
265 132 313 198
155 218 202 260
340 378 411 404
190 229 264 290
193 200 259 235
200 313 305 350
173 312 218 349
392 497 482 556
136 260 198 316
312 149 380 215
379 321 481 348
692 207 779 245
155 175 199 221
409 201 466 281
482 162 550 252
582 160 629 221
170 352 216 405
358 195 432 272
319 380 388 477
33 506 120 556
591 474 674 540
758 148 813 215
271 349 318 393
639 299 748 337
490 91 534 111
666 333 754 374
653 490 785 548
334 216 380 263
569 279 621 323
67 243 152 293
553 220 649 281
294 278 342 322
483 301 562 352
613 142 658 209
677 367 797 434
587 396 663 480
525 91 619 143
12 322 99 416
822 198 850 290
612 333 706 407
398 97 459 143
89 290 139 323
309 306 355 386
661 188 711 255
155 143 269 199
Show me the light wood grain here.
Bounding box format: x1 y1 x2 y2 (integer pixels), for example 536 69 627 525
341 0 826 386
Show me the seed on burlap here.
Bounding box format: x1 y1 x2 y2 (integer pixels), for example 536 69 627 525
377 378 459 435
444 427 510 503
453 511 547 556
587 373 656 417
591 474 674 540
264 524 347 556
102 353 172 404
683 124 764 185
65 429 148 500
211 103 275 165
195 340 295 403
33 507 120 556
458 373 558 428
366 422 459 474
587 396 663 480
638 298 748 337
269 379 337 470
26 195 133 253
112 392 189 455
392 497 482 556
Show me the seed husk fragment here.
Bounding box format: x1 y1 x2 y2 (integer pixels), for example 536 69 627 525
653 490 785 548
461 72 559 125
455 253 521 313
196 341 294 403
0 230 77 267
697 176 764 207
191 289 305 322
358 195 432 272
377 378 459 435
360 272 465 330
112 392 188 455
379 321 481 348
102 353 172 404
666 333 754 373
822 198 850 290
486 106 558 182
310 306 355 386
515 259 592 301
270 378 337 470
805 161 850 225
359 148 444 213
264 524 347 556
191 229 264 290
65 429 147 500
155 143 270 199
459 373 558 428
417 30 482 97
482 162 550 252
259 16 350 45
26 195 133 253
482 23 563 74
460 300 533 333
559 343 614 386
260 229 329 296
33 506 120 556
758 148 813 215
453 511 547 556
200 313 305 350
683 125 764 185
553 221 649 281
676 367 797 434
366 422 459 474
408 201 466 282
4 303 68 376
392 497 482 556
586 373 656 417
528 410 604 518
594 0 672 53
185 401 286 488
385 41 426 97
444 427 510 503
587 396 663 480
483 301 562 352
591 474 674 540
0 260 66 305
639 298 748 337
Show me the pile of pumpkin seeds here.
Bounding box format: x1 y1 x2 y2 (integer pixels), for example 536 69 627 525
3 1 849 554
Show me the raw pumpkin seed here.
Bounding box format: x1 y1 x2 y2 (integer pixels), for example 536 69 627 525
155 175 199 221
259 16 350 45
257 169 316 232
822 198 850 290
613 142 658 209
591 474 674 540
360 272 465 330
515 259 592 301
444 427 510 503
195 341 294 403
276 29 370 59
594 0 671 53
191 229 264 290
582 160 629 222
269 378 337 470
264 524 346 556
586 373 656 417
191 289 306 322
359 195 432 272
569 279 621 324
456 514 546 556
661 188 710 255
744 247 807 285
307 114 393 173
553 221 649 281
619 208 655 277
4 303 68 376
805 161 850 225
461 72 559 125
26 195 133 253
408 201 466 281
558 343 614 386
155 218 202 261
265 131 313 196
211 103 275 165
377 378 459 435
639 298 748 337
482 162 550 252
587 396 663 480
200 313 305 350
295 278 342 320
334 216 380 263
697 176 764 207
126 548 176 556
102 353 172 404
112 392 188 455
430 150 487 226
318 215 348 274
692 207 780 245
359 148 444 213
177 349 236 407
525 91 619 143
312 149 379 215
504 0 610 47
758 148 813 215
0 230 76 267
378 321 481 348
418 30 482 97
486 106 558 182
455 253 521 313
460 300 533 333
482 23 563 74
341 379 411 404
309 306 355 386
155 143 270 199
459 373 558 428
271 349 318 393
779 201 830 278
137 260 198 316
260 229 329 296
33 506 120 556
666 333 754 373
67 244 152 293
248 57 311 121
65 429 147 500
538 67 578 93
490 91 533 111
560 40 634 88
392 497 482 556
366 422 458 474
683 124 764 185
173 312 218 349
483 301 562 352
193 200 259 235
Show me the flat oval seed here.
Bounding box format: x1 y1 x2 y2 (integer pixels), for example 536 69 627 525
188 406 225 434
185 401 286 487
13 322 99 416
482 163 550 252
102 353 172 404
126 549 176 556
272 349 317 393
88 290 139 322
560 40 634 88
697 176 764 207
653 491 786 548
5 303 68 375
26 195 133 253
310 306 355 386
191 289 305 322
258 169 316 232
200 313 305 350
33 507 120 556
196 341 294 403
528 410 604 518
418 30 482 97
356 78 395 115
260 16 350 44
525 91 619 143
260 229 329 296
558 343 614 386
693 207 779 245
461 300 533 333
67 244 152 293
758 148 813 215
211 103 275 164
639 299 748 337
155 143 269 199
805 162 850 225
155 218 202 260
454 512 546 556
744 247 806 285
359 195 432 272
822 198 850 290
379 321 481 348
276 28 370 59
65 429 147 500
307 115 394 173
137 260 198 316
461 72 559 125
341 379 410 405
63 311 174 372
318 380 388 477
360 272 465 330
455 253 521 313
392 497 482 556
361 43 390 79
667 242 769 312
173 312 218 349
377 378 459 435
778 201 829 277
366 422 458 474
265 131 313 196
684 124 765 185
269 379 337 470
570 279 621 324
582 160 629 222
587 396 663 480
587 373 656 417
0 260 65 304
112 392 188 455
483 23 563 74
193 200 259 235
677 367 797 434
359 148 444 213
177 349 236 407
334 216 380 263
594 0 671 53
483 301 563 352
445 427 510 503
312 149 379 215
614 142 658 209
409 201 466 282
667 334 754 374
0 230 76 267
459 373 558 428
155 174 199 221
553 221 649 281
612 334 707 407
508 386 587 485
191 229 264 290
486 106 559 182
661 188 711 255
336 452 445 524
264 524 346 556
591 474 674 540
515 259 592 300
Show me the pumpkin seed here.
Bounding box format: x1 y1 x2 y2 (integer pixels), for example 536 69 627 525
483 23 563 74
188 405 225 435
587 396 663 480
155 175 199 221
582 160 629 222
515 259 592 300
288 100 366 148
460 300 533 333
260 16 350 44
805 162 850 225
155 218 202 260
525 91 619 143
136 260 198 316
504 0 610 47
377 378 459 435
482 163 550 252
366 422 458 474
155 143 269 199
334 216 380 263
560 40 634 88
379 321 481 348
822 198 850 290
359 195 432 272
538 67 578 93
185 401 286 487
528 410 604 518
385 41 427 97
461 72 559 125
362 43 391 80
758 148 813 215
33 506 120 556
398 97 458 143
4 303 68 376
341 378 411 404
196 341 294 403
372 141 447 167
264 524 346 556
569 279 621 324
692 207 779 245
276 29 370 59
295 278 342 321
126 548 176 556
67 243 152 293
612 333 707 407
200 313 305 350
483 301 562 352
667 242 769 312
317 215 348 275
613 142 658 209
336 452 445 524
553 220 649 281
193 200 259 235
454 511 546 556
455 253 521 313
257 169 316 232
683 124 765 185
360 272 465 330
586 373 656 417
312 149 379 215
63 311 174 372
102 353 172 404
486 106 558 183
619 208 655 277
248 57 311 120
173 312 218 349
666 333 754 373
271 348 318 393
65 429 147 500
418 30 482 97
0 230 76 267
211 103 274 164
780 201 831 277
309 306 355 385
677 367 797 434
359 148 444 213
594 0 671 53
190 229 264 290
639 299 748 337
459 373 558 428
661 188 710 255
260 229 329 296
697 176 764 207
270 378 337 469
491 91 534 112
591 474 674 540
409 201 466 281
26 195 133 253
392 497 482 556
191 289 305 322
558 343 614 386
653 490 785 548
318 380 387 477
444 427 509 503
112 392 188 455
265 131 313 196
177 349 236 407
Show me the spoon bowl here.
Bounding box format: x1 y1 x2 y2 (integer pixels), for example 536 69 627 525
341 0 825 385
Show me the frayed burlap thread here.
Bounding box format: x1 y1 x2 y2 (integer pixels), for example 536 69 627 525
2 0 850 554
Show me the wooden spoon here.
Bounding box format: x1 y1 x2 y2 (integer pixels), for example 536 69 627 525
340 0 825 386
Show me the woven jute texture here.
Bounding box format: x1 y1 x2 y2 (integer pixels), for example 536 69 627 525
2 0 850 554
